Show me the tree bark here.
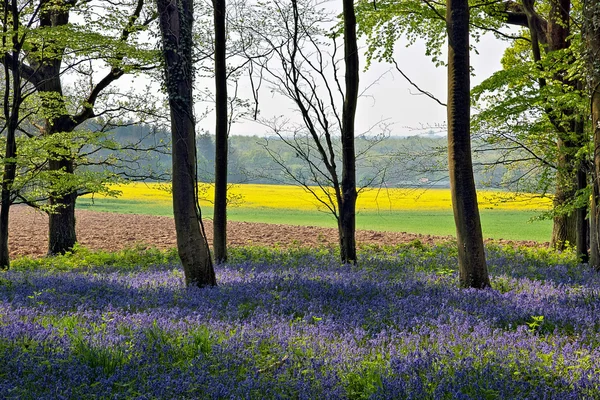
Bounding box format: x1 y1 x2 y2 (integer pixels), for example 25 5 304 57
576 160 588 262
157 0 216 286
591 184 600 268
47 167 78 256
550 124 579 252
0 140 15 267
213 0 228 264
340 0 359 264
446 0 490 288
551 213 577 249
551 176 577 250
44 115 79 255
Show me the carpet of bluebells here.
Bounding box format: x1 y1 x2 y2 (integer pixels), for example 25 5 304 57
1 244 599 399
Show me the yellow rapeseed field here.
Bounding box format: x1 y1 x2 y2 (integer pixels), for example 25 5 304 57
94 183 552 211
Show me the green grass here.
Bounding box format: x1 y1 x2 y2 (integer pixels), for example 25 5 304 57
77 197 552 242
12 243 180 272
79 197 172 216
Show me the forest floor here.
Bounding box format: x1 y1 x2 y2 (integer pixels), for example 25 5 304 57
8 206 546 258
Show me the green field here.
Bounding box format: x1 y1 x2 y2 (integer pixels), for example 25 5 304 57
77 197 552 242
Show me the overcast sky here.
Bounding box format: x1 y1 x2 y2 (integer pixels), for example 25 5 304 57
220 32 510 137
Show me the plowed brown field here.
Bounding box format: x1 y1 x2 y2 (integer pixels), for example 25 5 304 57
8 206 543 258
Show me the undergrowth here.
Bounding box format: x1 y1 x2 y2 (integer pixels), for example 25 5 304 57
0 241 596 399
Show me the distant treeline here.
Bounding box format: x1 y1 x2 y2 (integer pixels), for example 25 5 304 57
104 124 528 189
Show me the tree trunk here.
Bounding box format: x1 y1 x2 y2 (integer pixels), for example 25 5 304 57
551 142 577 250
45 126 78 255
576 162 589 262
0 0 23 268
551 210 576 250
591 84 600 268
547 0 581 248
571 113 589 262
570 109 589 261
47 190 77 255
45 144 78 256
0 194 11 268
340 0 359 264
591 189 600 268
446 0 490 288
45 160 78 255
30 3 79 255
0 83 16 269
551 214 577 250
157 0 216 286
213 0 228 264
